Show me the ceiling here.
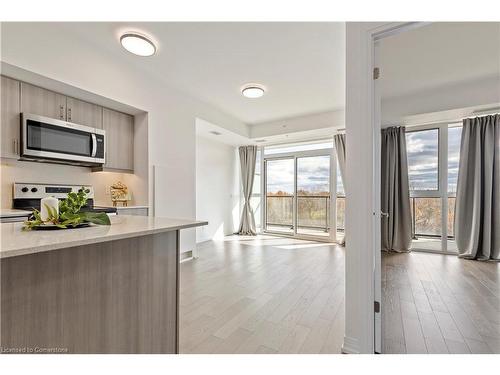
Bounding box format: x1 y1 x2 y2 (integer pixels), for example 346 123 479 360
2 22 498 129
378 22 500 98
57 22 346 125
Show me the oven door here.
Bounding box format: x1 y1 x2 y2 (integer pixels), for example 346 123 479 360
21 113 104 165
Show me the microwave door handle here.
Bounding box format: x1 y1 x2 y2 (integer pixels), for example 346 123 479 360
91 133 97 157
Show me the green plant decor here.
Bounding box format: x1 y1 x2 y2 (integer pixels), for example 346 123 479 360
23 187 111 230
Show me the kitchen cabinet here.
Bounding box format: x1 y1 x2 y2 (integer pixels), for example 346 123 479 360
2 76 135 170
21 82 66 120
1 76 21 159
102 108 134 171
66 97 102 128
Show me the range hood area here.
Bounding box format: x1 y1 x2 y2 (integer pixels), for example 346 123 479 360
20 113 106 167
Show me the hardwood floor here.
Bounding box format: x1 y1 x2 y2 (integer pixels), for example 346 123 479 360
383 251 500 354
179 235 345 354
180 236 499 354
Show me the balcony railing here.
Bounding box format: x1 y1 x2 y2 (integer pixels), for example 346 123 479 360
265 195 347 234
264 195 455 239
410 196 456 239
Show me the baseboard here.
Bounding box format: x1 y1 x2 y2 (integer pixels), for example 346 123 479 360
341 336 361 354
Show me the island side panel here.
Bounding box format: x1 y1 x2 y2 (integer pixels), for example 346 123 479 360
0 230 179 354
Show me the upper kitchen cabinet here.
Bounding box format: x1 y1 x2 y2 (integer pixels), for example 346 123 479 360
102 108 134 171
20 82 66 120
66 97 103 128
1 76 21 159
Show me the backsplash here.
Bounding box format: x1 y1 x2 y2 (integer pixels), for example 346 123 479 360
0 159 143 209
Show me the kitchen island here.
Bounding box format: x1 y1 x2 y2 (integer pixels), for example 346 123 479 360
0 215 207 354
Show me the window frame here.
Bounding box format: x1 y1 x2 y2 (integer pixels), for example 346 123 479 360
405 122 461 254
405 125 441 197
261 139 336 242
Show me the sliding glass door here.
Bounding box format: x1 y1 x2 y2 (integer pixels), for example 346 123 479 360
296 155 331 237
405 123 462 253
265 158 295 234
263 140 336 240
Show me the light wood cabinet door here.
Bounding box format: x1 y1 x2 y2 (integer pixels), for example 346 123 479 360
1 76 21 159
21 82 66 120
66 97 103 128
102 108 134 171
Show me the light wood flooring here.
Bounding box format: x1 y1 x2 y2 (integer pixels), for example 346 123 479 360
179 236 499 354
179 235 345 354
383 251 500 354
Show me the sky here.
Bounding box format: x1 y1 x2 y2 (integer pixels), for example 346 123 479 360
406 126 462 193
265 155 336 195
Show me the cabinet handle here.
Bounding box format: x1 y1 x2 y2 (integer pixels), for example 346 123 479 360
59 105 64 119
68 107 72 121
13 139 17 154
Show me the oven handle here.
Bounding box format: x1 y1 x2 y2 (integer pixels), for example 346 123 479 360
91 133 97 157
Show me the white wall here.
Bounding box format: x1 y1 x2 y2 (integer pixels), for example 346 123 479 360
195 135 239 243
249 109 345 139
381 75 500 126
1 22 246 254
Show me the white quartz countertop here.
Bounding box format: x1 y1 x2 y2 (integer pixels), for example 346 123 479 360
0 215 207 259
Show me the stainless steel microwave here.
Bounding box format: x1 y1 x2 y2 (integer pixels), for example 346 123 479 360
21 113 105 166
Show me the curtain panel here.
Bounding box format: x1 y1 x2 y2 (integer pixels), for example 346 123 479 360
381 126 412 252
454 114 499 261
237 145 258 235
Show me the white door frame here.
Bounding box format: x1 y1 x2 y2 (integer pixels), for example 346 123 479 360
343 22 429 354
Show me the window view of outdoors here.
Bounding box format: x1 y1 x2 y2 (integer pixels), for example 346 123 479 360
410 197 442 236
336 160 345 233
265 158 294 233
406 129 441 239
264 140 333 237
406 129 439 191
405 126 462 252
448 126 462 194
296 156 330 236
251 150 261 229
447 126 462 244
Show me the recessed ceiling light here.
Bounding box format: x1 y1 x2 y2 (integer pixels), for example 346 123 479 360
120 33 156 56
241 84 265 99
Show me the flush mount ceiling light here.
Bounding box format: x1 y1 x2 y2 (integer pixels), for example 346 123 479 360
120 33 156 56
241 84 265 99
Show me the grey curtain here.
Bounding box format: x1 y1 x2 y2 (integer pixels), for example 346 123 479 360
381 126 412 252
454 114 499 261
238 145 258 235
334 134 346 246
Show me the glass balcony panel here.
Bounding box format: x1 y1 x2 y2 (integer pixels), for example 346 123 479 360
266 196 293 233
411 197 442 237
297 196 330 236
336 196 345 231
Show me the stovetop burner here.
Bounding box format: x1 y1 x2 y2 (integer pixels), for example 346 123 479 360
12 183 117 214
